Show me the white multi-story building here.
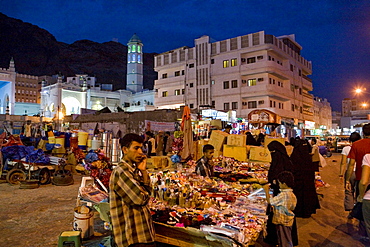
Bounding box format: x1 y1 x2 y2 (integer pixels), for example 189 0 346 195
154 31 317 136
310 97 332 135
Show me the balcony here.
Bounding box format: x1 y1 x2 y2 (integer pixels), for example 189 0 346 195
240 61 289 80
302 93 313 106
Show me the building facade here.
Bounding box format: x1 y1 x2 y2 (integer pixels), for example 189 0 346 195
154 31 317 136
0 58 16 114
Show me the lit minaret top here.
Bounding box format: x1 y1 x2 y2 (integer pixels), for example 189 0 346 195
126 34 143 93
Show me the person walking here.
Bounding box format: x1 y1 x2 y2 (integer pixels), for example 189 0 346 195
358 154 370 244
340 132 361 213
345 124 370 239
310 138 320 172
109 134 156 247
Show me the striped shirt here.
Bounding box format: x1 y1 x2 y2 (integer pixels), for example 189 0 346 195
109 161 155 247
270 188 297 226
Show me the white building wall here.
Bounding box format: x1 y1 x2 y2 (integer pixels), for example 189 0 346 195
154 31 314 125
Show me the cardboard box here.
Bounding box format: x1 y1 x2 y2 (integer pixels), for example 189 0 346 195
249 146 271 163
209 130 229 151
223 145 248 161
264 136 285 147
147 156 168 169
227 134 247 147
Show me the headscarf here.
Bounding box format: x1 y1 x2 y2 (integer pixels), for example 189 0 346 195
290 139 314 172
267 141 294 185
246 132 258 146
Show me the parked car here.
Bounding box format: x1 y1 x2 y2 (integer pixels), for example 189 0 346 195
335 136 351 152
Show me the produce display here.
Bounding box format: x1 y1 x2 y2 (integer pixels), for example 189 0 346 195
148 158 270 246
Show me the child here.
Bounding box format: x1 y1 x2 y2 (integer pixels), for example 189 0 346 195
263 171 297 247
195 144 215 177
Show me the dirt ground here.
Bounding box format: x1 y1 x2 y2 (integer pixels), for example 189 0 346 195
0 153 369 247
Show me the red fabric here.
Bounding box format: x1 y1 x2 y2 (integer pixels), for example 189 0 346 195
348 138 370 180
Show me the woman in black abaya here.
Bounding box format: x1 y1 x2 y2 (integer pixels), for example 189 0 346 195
290 138 320 218
264 141 298 246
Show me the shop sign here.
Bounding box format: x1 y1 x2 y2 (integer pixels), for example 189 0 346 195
248 109 277 124
145 120 175 132
13 122 23 129
305 121 315 130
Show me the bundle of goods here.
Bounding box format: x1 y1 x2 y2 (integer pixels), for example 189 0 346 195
83 150 112 189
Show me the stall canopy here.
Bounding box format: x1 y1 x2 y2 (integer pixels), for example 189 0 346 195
181 106 194 160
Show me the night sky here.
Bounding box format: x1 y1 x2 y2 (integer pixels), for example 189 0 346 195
2 0 370 111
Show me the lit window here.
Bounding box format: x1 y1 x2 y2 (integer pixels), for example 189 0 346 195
247 79 256 86
138 46 141 53
132 54 136 62
138 55 141 63
231 58 237 67
162 91 168 97
223 60 229 68
128 55 131 62
132 45 136 52
175 89 181 95
128 46 131 53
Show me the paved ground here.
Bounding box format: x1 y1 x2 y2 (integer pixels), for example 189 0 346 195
0 153 368 246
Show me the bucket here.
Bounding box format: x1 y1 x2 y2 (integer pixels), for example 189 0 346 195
73 206 94 239
55 137 65 148
87 139 92 148
91 139 100 150
48 136 56 144
78 132 89 146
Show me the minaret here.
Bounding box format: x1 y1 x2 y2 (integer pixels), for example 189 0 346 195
9 57 15 72
126 34 143 93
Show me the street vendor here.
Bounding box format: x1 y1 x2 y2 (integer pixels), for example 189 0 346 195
109 133 156 247
195 144 215 177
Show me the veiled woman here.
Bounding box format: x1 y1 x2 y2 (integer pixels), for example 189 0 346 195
290 138 320 218
264 141 298 246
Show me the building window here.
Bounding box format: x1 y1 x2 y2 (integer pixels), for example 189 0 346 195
224 102 230 110
231 80 238 88
291 104 294 111
190 83 194 88
247 79 256 86
291 84 295 91
299 69 302 76
299 88 302 95
270 100 273 107
223 60 229 68
274 101 276 107
189 63 194 68
231 58 237 67
182 70 185 75
212 101 215 107
190 103 194 108
175 71 180 77
247 57 256 64
223 81 230 89
211 80 215 85
269 78 272 84
162 91 168 97
162 73 167 79
257 55 263 60
211 59 215 64
248 101 257 109
258 100 264 105
300 106 303 113
175 89 181 95
182 89 185 94
279 103 281 109
290 64 294 71
232 102 238 109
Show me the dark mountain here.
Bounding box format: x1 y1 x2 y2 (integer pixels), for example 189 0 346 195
0 12 157 90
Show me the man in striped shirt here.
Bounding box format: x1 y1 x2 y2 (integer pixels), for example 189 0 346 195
109 133 156 247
